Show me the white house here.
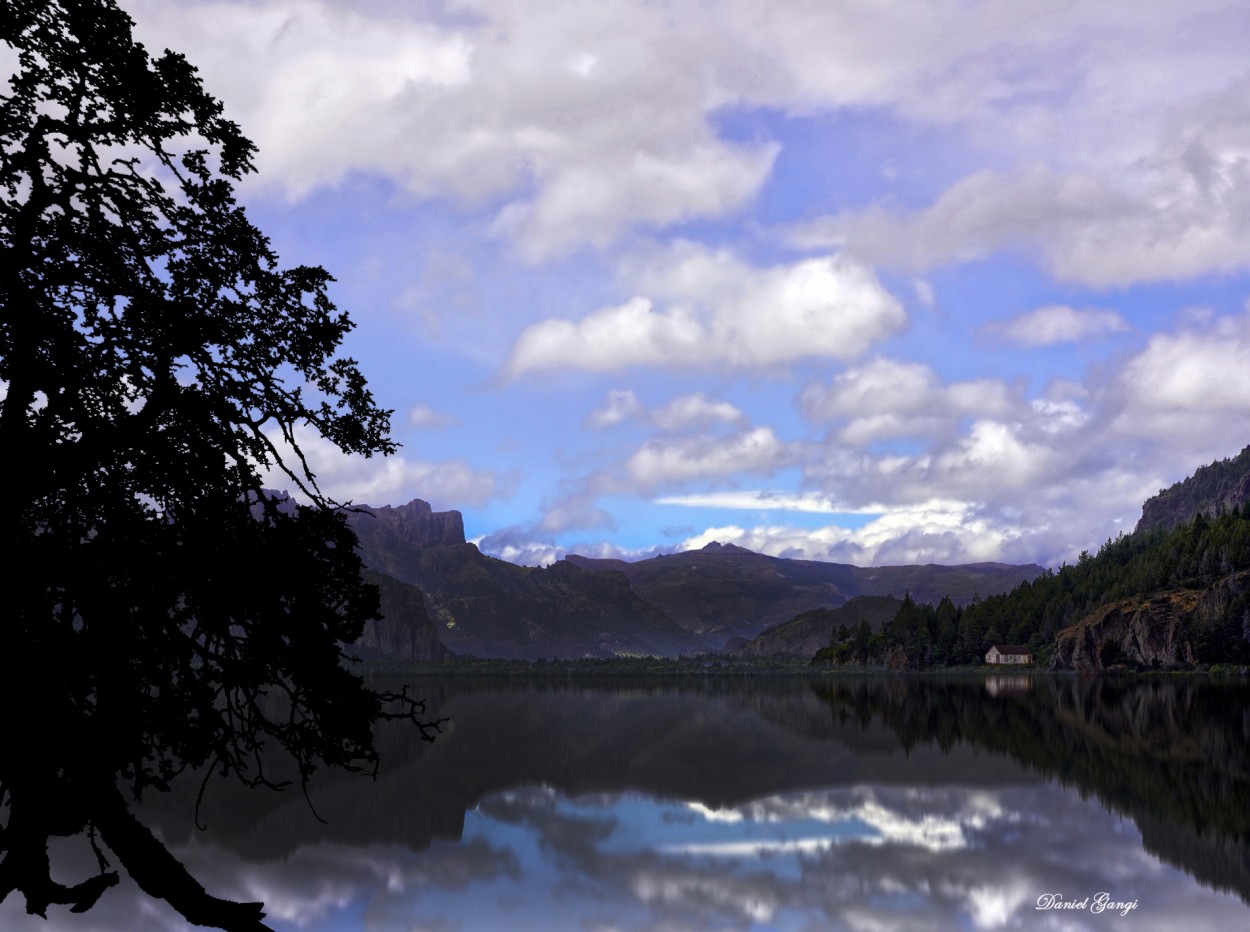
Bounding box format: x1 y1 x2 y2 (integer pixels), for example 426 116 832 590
985 644 1033 665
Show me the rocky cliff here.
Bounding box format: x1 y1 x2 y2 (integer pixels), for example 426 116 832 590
349 570 449 662
1049 571 1250 671
1049 592 1199 672
349 499 466 564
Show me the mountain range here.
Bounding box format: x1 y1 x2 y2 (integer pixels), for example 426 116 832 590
340 500 1042 660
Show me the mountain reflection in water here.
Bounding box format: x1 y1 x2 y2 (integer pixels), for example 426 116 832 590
4 676 1249 930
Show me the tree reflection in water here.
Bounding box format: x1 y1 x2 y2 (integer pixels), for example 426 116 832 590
3 675 1248 930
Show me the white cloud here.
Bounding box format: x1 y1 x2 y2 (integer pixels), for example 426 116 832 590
111 0 1250 568
987 304 1130 346
652 393 747 432
475 528 563 566
505 296 703 376
793 153 1250 287
625 426 793 492
801 357 1019 444
126 0 474 197
1115 306 1250 439
585 389 644 429
121 0 1250 270
1029 397 1091 435
676 498 1025 567
408 404 457 429
490 142 779 261
123 0 779 260
656 491 878 514
587 389 747 432
595 302 1250 567
504 250 905 377
262 427 509 508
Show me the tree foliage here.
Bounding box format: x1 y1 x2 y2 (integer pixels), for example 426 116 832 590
849 504 1250 670
0 2 438 928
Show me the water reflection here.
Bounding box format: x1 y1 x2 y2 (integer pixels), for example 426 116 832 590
4 676 1249 930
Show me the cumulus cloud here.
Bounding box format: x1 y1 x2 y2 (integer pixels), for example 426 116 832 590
792 152 1250 287
261 426 510 508
801 357 1019 445
676 499 1026 567
625 426 794 492
562 345 1219 566
557 302 1250 568
1115 305 1250 440
586 389 746 432
116 0 1250 566
505 296 703 376
475 526 677 566
533 407 800 540
122 0 779 260
521 379 806 546
776 6 1250 287
987 304 1130 346
657 321 1250 567
125 0 474 196
489 143 779 261
503 250 905 377
652 394 747 432
121 0 1250 272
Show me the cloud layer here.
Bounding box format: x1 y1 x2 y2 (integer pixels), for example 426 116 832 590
105 0 1250 568
504 250 905 377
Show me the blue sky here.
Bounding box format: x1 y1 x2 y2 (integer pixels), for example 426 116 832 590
122 0 1250 568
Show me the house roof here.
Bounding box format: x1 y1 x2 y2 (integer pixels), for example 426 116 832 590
989 644 1032 654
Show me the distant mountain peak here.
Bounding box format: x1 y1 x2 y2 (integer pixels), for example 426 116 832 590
699 541 753 554
350 498 466 548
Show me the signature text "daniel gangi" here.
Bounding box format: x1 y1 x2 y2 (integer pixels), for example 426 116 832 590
1036 893 1138 917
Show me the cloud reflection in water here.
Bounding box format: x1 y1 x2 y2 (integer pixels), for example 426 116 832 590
4 677 1249 930
269 782 1241 931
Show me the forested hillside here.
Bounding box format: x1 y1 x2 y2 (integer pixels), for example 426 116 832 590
1137 444 1250 534
820 463 1250 670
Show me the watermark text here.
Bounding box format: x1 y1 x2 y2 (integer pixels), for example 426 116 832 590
1036 893 1138 917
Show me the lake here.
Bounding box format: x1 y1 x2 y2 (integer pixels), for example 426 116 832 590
5 674 1250 930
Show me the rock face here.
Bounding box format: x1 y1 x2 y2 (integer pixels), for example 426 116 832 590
349 570 449 663
1136 444 1250 534
350 499 466 557
1050 572 1250 671
251 491 451 660
1050 592 1200 672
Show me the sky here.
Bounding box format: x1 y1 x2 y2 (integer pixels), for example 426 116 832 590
117 0 1250 569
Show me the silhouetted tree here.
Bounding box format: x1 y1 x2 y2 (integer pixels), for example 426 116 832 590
0 2 438 928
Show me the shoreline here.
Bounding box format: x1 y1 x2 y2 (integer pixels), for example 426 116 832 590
351 656 1250 678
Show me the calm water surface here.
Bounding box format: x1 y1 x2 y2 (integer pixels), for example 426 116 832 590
6 675 1250 930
